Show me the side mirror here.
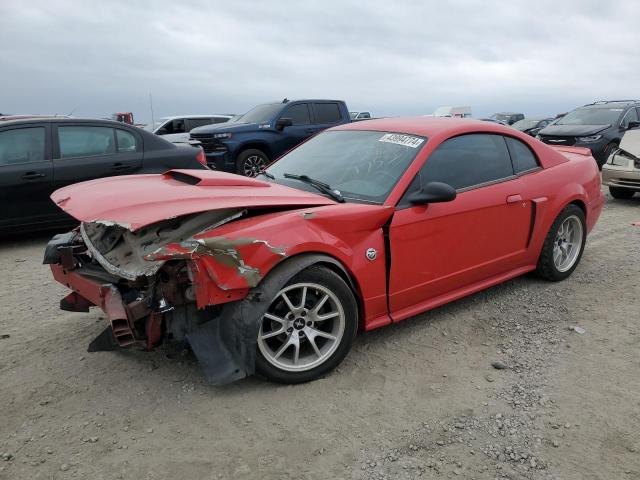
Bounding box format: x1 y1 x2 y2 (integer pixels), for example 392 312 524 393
276 118 293 130
408 181 457 205
627 121 640 129
156 128 167 135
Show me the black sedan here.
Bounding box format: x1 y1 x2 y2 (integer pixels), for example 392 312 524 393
0 117 207 234
512 118 553 137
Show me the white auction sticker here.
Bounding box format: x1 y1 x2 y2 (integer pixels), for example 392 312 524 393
379 133 424 148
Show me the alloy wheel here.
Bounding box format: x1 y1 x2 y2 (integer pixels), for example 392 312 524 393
243 155 267 177
553 215 583 272
257 283 345 372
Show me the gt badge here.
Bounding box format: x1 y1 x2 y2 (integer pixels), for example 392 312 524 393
366 248 377 261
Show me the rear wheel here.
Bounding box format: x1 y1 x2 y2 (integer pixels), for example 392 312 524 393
536 204 586 281
255 266 358 384
609 186 636 199
236 149 268 177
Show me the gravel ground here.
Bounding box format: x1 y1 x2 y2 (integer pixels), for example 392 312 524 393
0 190 639 480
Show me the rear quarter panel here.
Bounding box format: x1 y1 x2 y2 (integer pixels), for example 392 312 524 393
519 143 604 265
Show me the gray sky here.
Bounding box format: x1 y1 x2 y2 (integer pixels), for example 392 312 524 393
1 0 638 123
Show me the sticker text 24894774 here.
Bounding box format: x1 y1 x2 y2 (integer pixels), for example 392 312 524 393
378 133 424 148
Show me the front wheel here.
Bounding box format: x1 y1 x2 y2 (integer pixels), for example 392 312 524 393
236 149 268 177
609 186 636 199
536 204 586 281
255 266 358 384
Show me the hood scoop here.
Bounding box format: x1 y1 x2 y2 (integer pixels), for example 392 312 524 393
165 169 270 187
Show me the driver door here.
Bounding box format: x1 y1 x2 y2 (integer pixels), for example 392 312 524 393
272 103 312 158
388 133 533 319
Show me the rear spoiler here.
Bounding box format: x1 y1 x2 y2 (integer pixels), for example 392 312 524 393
549 146 593 156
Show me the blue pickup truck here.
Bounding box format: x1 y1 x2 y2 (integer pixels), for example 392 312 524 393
190 99 351 176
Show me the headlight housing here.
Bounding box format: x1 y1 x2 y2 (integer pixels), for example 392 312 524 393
577 134 602 143
213 132 232 140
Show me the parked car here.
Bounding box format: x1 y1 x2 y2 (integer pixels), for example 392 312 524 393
190 99 351 177
490 112 524 125
512 118 554 137
431 106 472 118
350 111 371 120
146 115 234 144
44 117 604 385
0 117 207 234
537 100 640 168
480 118 508 125
601 128 640 198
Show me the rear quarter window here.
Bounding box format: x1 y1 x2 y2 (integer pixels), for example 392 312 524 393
505 137 539 173
314 103 342 123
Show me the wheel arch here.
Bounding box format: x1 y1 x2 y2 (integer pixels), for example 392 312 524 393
236 142 272 160
263 252 366 332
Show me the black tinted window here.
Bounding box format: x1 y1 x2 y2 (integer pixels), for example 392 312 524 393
0 127 45 166
58 126 115 158
420 134 513 190
282 104 310 125
505 137 538 173
188 118 214 130
314 103 341 123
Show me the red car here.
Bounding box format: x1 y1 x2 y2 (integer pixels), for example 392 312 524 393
45 118 604 384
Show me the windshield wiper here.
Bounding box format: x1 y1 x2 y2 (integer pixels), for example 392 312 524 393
283 173 345 203
259 170 275 179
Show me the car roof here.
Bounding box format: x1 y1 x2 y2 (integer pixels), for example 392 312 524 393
583 100 639 108
333 116 523 138
158 114 235 121
0 117 140 128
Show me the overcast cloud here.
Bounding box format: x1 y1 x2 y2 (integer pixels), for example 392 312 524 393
1 0 638 122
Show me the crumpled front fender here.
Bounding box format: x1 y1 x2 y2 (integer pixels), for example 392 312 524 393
188 253 344 384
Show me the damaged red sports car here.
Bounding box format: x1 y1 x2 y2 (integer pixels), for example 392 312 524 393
45 118 604 384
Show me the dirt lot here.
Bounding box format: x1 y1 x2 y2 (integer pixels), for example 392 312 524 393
0 191 639 480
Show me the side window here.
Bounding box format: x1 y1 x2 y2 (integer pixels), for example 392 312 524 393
314 103 341 124
360 112 371 119
213 117 230 124
58 126 115 159
621 108 639 128
505 137 539 173
0 127 46 166
170 119 186 133
187 118 214 130
418 134 513 191
116 130 137 152
282 104 310 125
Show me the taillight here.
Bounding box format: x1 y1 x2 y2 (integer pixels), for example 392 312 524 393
196 147 207 167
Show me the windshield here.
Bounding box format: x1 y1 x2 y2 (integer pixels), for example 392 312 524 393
265 130 426 203
556 107 624 125
235 104 282 124
143 120 166 132
512 119 539 130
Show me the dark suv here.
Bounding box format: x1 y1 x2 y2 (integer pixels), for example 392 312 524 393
190 99 351 176
537 100 640 168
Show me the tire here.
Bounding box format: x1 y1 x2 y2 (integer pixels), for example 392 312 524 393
609 186 636 199
255 265 358 384
536 204 586 281
236 149 268 177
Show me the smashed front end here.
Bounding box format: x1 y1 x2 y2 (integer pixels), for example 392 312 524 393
44 209 283 384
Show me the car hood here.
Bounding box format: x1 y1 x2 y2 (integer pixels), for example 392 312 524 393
51 169 335 231
190 121 264 135
538 124 610 137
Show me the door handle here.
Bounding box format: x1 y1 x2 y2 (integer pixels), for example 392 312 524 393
506 194 523 204
112 163 132 171
21 172 46 180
